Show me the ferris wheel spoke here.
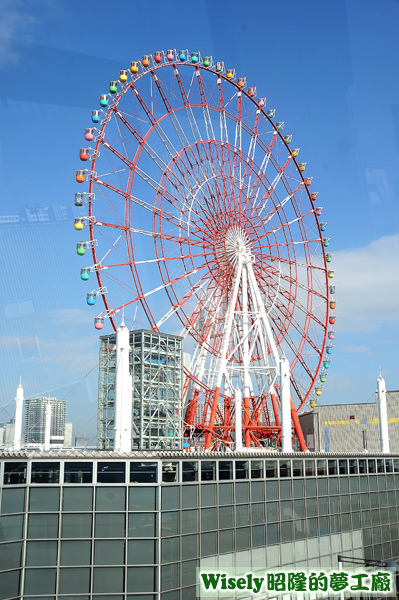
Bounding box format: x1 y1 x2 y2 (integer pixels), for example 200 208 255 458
196 71 216 141
217 76 229 144
173 67 203 144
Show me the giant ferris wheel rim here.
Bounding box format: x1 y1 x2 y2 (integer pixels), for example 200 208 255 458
76 50 331 414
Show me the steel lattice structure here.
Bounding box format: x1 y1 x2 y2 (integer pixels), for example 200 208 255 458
74 49 334 451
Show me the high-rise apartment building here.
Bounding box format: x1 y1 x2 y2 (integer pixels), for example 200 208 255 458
24 396 66 446
98 329 183 450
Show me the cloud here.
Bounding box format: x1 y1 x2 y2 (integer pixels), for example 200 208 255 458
333 234 399 332
0 1 37 66
342 345 371 354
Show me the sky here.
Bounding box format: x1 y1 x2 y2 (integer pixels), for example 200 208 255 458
0 0 398 444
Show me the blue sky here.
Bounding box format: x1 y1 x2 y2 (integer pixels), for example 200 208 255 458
0 0 398 442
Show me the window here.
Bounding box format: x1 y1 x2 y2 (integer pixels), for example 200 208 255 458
251 460 263 479
31 462 60 484
130 462 158 483
3 462 26 485
182 462 198 482
162 462 178 483
235 461 249 479
97 462 126 483
218 461 233 480
201 461 215 481
64 461 92 483
265 461 277 478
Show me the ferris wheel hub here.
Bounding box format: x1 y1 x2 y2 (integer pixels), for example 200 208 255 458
224 226 254 266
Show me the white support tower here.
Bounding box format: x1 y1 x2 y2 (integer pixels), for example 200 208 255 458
280 357 292 453
377 373 390 454
12 378 24 451
235 388 243 451
114 320 133 452
44 402 51 451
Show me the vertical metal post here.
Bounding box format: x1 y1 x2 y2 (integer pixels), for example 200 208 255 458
377 373 390 453
280 357 292 453
13 379 24 451
235 388 243 451
44 402 51 451
114 321 132 452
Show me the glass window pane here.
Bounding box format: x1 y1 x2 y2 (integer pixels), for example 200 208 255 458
161 511 179 536
129 512 156 537
219 483 233 505
292 460 303 477
162 462 178 483
317 460 327 476
130 462 158 483
24 568 56 595
252 524 265 547
201 461 216 481
251 460 264 479
201 484 216 507
317 478 328 496
219 461 233 480
305 460 315 476
1 488 25 513
265 479 278 500
182 485 198 509
235 482 249 504
349 459 358 474
251 503 265 525
266 460 277 479
339 459 348 475
64 461 92 483
127 567 156 592
236 504 250 526
182 534 199 559
0 569 20 598
93 567 124 593
251 480 264 502
236 526 250 550
3 462 26 485
182 509 198 534
201 531 217 556
61 513 92 538
161 563 179 591
60 540 91 566
29 487 59 512
97 462 126 483
94 540 124 565
31 462 59 484
201 507 217 531
219 529 234 553
26 541 57 566
219 505 234 529
162 486 179 510
95 513 125 537
235 461 249 479
182 462 198 482
0 541 22 570
280 480 291 499
161 536 180 563
96 486 126 511
280 461 291 478
328 460 337 475
128 539 155 564
63 487 93 511
182 559 198 587
27 514 58 539
129 486 157 511
58 568 91 594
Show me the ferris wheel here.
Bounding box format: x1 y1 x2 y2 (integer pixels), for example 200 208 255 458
74 49 335 451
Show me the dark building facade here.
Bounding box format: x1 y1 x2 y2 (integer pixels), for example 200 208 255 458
1 451 399 599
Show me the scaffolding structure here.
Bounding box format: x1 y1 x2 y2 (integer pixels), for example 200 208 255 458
98 329 183 450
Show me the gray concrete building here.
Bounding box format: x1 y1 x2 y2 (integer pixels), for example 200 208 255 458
299 390 399 453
